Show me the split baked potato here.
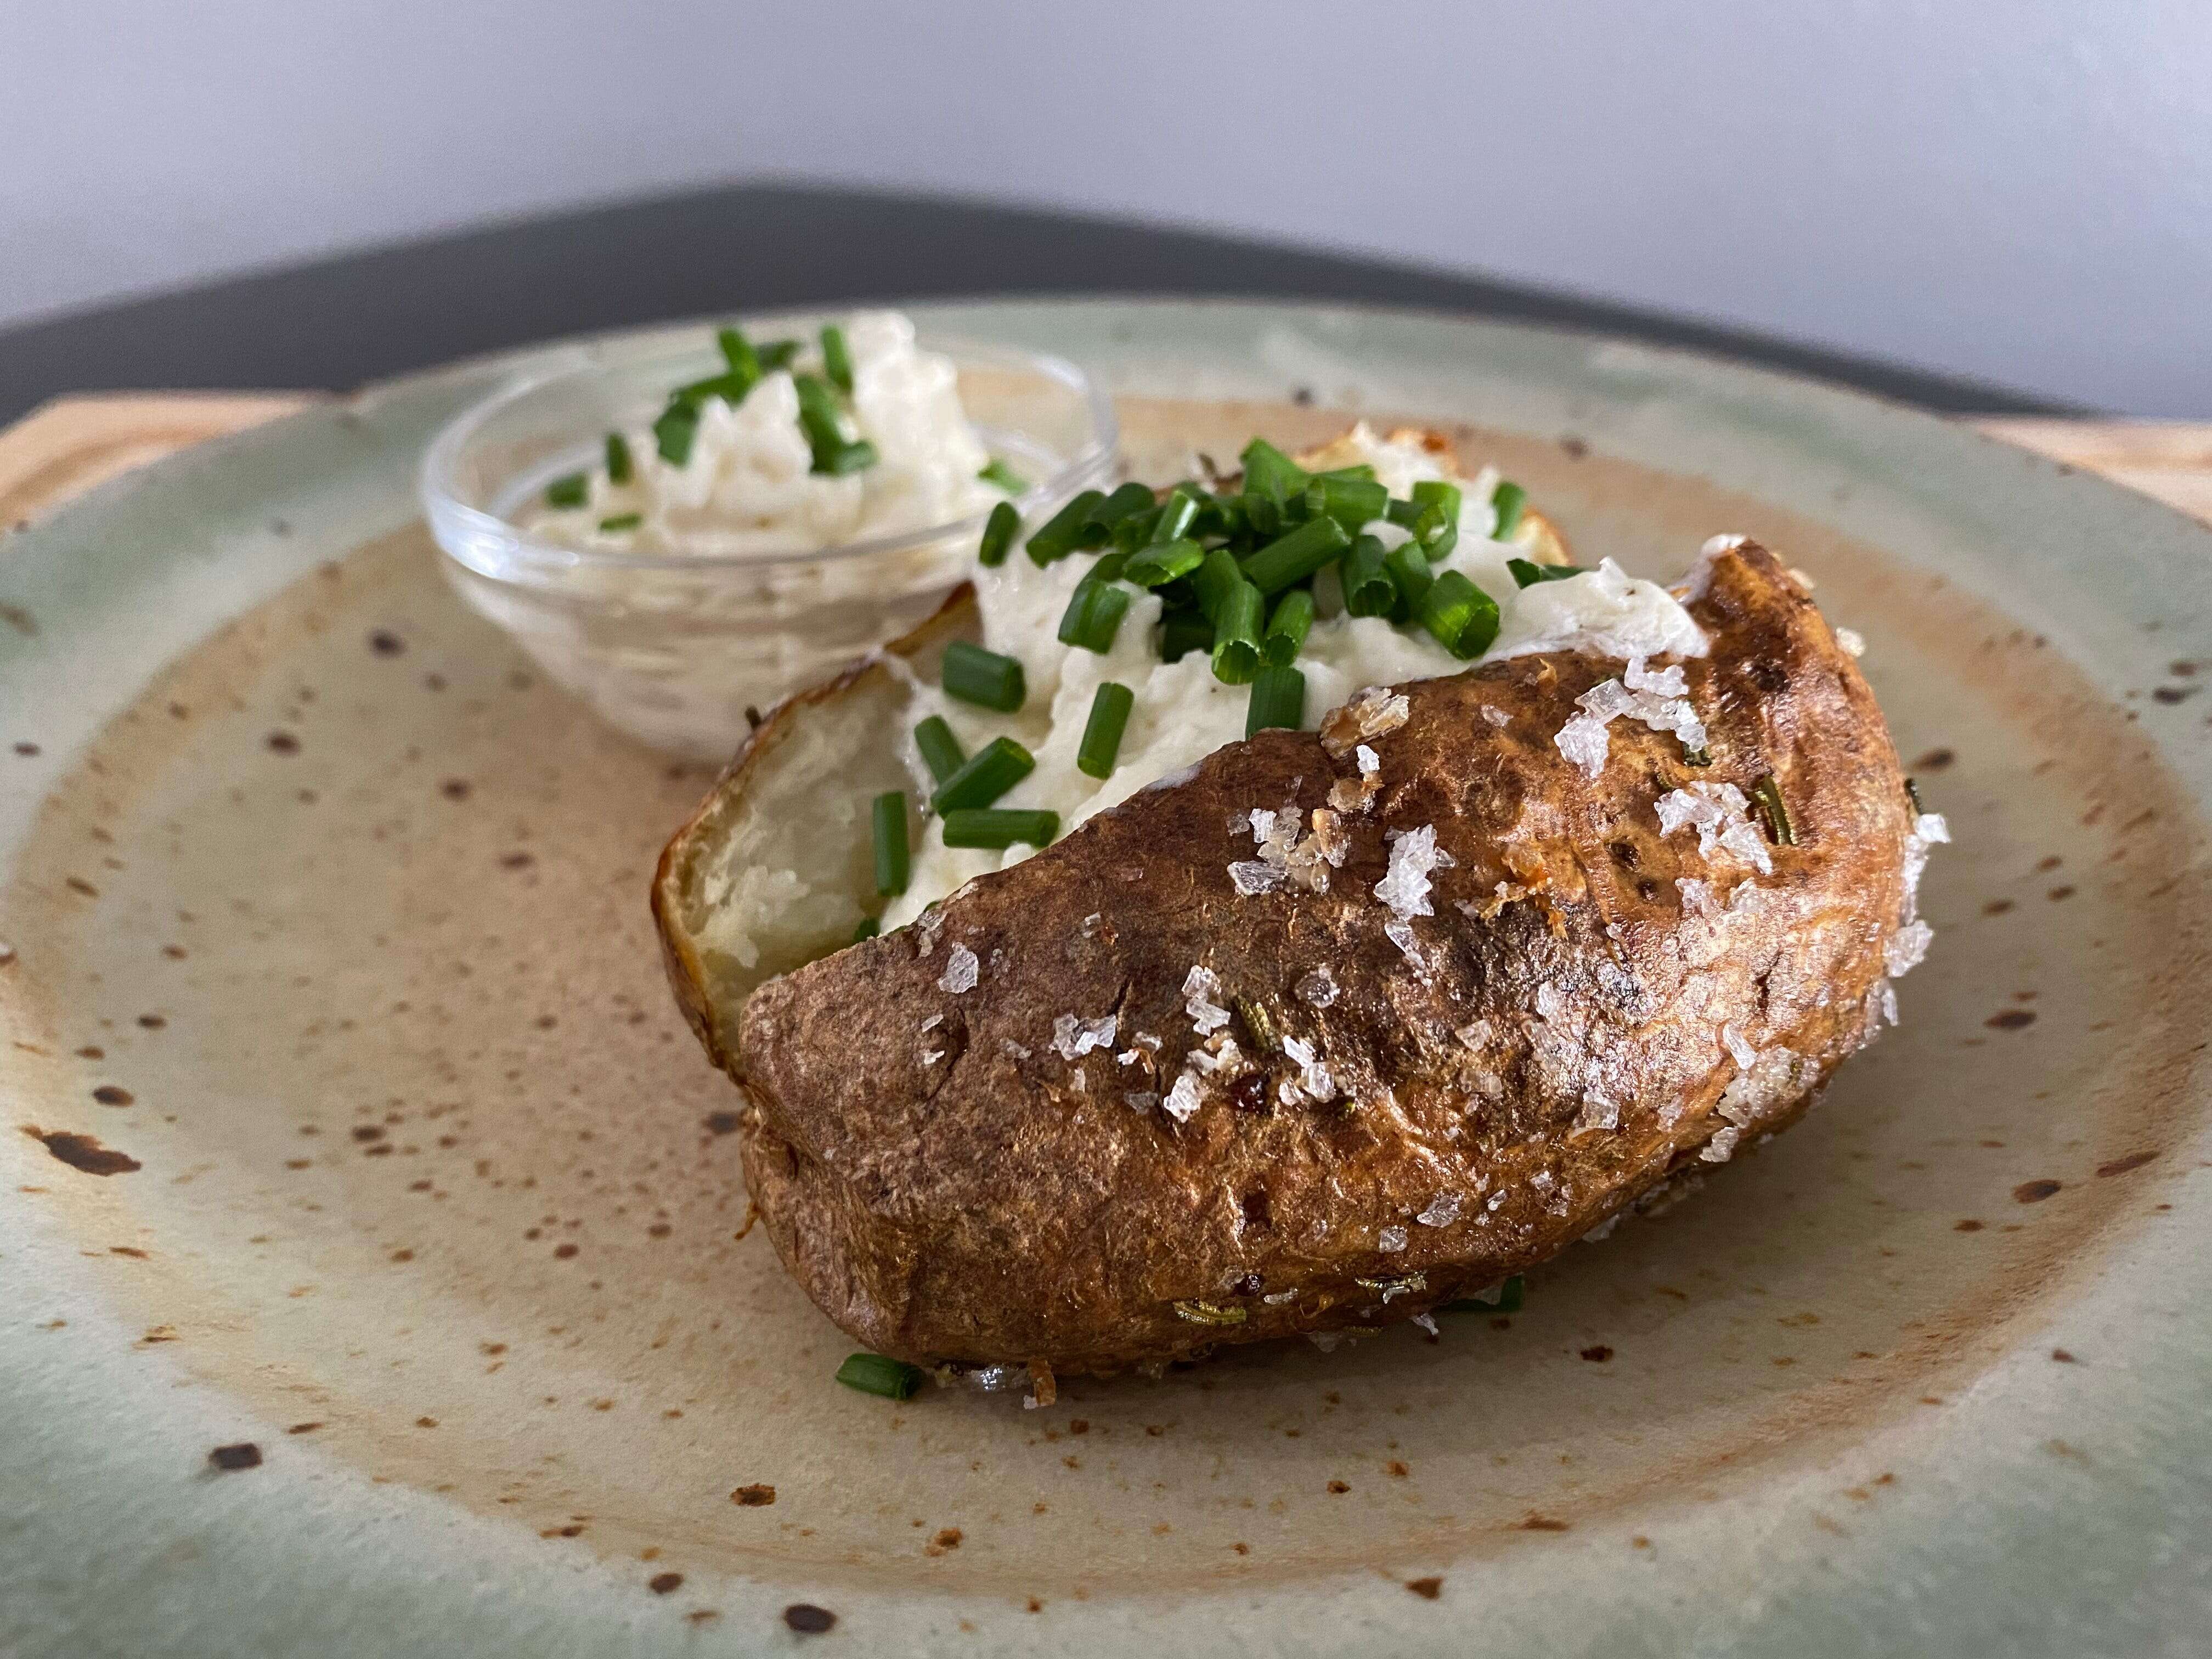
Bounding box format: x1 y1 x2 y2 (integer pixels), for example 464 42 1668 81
653 435 1937 1379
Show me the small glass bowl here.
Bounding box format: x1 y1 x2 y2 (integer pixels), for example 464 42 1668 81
421 326 1115 758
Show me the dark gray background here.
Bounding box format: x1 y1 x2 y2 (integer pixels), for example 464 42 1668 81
0 183 2073 428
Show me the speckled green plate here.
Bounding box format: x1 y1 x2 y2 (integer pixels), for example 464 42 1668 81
4 301 2209 1658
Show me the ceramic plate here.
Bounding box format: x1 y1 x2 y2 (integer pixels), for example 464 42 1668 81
4 301 2208 1657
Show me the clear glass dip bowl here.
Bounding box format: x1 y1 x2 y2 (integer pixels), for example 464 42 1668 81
421 326 1115 758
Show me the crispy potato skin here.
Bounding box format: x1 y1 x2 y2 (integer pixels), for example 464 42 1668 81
696 543 1913 1373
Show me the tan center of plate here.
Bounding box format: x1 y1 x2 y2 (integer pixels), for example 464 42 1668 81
5 399 2205 1605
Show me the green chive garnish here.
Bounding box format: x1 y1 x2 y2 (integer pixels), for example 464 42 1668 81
605 433 634 484
871 792 910 897
1026 490 1106 565
793 374 875 476
1314 463 1378 483
978 458 1029 495
1210 581 1265 685
597 512 643 533
1508 557 1590 588
912 716 966 786
544 471 588 508
1262 588 1314 667
653 405 698 466
1160 607 1215 663
1077 682 1136 779
1124 537 1204 588
1414 505 1458 562
1385 541 1435 612
1316 475 1389 532
932 735 1035 814
941 641 1026 712
1192 547 1245 622
1242 514 1351 594
1246 664 1306 735
1088 482 1157 529
941 808 1058 849
820 325 854 394
1339 534 1398 618
718 326 763 385
978 500 1020 568
834 1352 924 1400
1239 438 1307 533
1491 481 1527 539
853 915 881 943
1750 774 1796 845
1441 1275 1526 1315
1150 487 1202 545
1057 578 1132 654
757 338 800 371
1410 478 1462 526
1418 569 1500 659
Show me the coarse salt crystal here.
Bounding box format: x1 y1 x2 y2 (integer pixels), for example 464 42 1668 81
919 1012 944 1032
1124 1091 1158 1112
1623 656 1689 698
1881 983 1900 1026
1379 1226 1408 1253
1375 823 1446 919
1356 743 1381 775
1677 876 1718 917
1183 965 1230 1034
1051 1011 1118 1060
1455 1018 1492 1050
1573 1093 1620 1132
1383 916 1426 973
1481 705 1512 727
1885 919 1934 978
1229 859 1284 895
1553 710 1611 780
1721 1022 1759 1069
921 1048 944 1066
1836 627 1866 658
1534 983 1566 1021
1296 967 1339 1007
1417 1192 1462 1227
1002 1039 1031 1060
1163 1071 1204 1121
1412 1312 1440 1336
938 944 979 994
1279 1035 1336 1105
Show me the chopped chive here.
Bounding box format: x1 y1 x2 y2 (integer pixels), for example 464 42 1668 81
1160 607 1215 663
1750 774 1796 845
941 808 1058 849
717 325 763 385
1385 541 1435 612
1190 489 1247 540
834 1352 924 1400
604 432 634 484
1026 489 1106 565
1315 475 1389 532
1210 581 1265 685
597 512 643 533
756 338 800 371
941 641 1026 712
1077 681 1136 779
1192 547 1245 621
1262 588 1314 667
1110 504 1165 554
1239 438 1307 532
1124 537 1205 588
1246 664 1306 735
1441 1275 1526 1315
912 716 966 786
1385 496 1423 528
1056 579 1132 654
930 735 1035 814
1491 480 1528 539
793 373 871 475
544 471 589 508
1508 557 1590 588
1414 506 1458 562
853 915 881 942
1301 477 1329 521
1150 487 1202 545
978 500 1020 567
653 405 699 466
673 369 749 408
1410 478 1463 526
871 792 910 897
1088 482 1158 529
1314 463 1378 484
1418 570 1501 659
1339 534 1398 618
978 458 1029 495
1242 514 1351 594
820 325 854 394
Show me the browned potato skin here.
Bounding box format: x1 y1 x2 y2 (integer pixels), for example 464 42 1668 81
680 542 1912 1374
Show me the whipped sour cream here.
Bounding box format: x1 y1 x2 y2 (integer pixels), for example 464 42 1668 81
881 425 1706 927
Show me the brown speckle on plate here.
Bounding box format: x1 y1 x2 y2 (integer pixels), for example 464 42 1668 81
21 1126 140 1176
783 1604 836 1634
1987 1009 2036 1030
1579 1345 1613 1362
2096 1149 2158 1178
2013 1180 2063 1203
369 630 405 657
1406 1576 1442 1600
647 1571 682 1594
266 731 300 754
208 1442 262 1471
1519 1514 1571 1532
92 1085 133 1106
1327 1480 1349 1494
732 1483 776 1506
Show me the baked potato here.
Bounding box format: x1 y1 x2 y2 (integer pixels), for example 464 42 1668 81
653 428 1940 1379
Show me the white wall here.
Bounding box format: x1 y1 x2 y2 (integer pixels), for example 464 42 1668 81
6 0 2209 413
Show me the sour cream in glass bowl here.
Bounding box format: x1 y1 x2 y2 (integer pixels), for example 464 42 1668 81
421 312 1115 757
